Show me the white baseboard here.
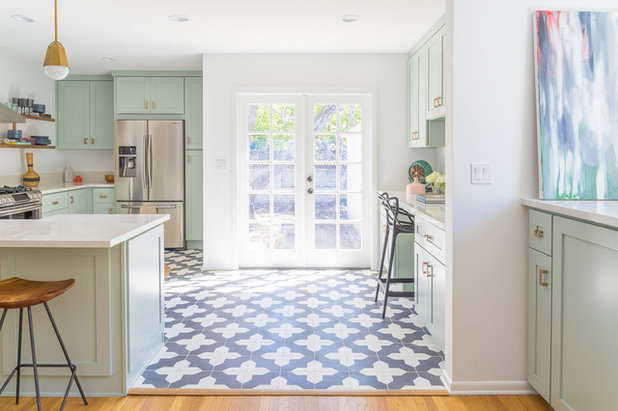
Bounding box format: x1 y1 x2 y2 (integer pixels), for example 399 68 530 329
440 369 452 391
450 380 535 395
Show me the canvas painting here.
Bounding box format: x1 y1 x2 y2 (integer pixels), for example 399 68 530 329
535 11 618 199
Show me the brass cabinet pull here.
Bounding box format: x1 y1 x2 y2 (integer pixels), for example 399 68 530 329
108 208 112 214
187 136 191 145
433 97 438 108
83 137 88 145
426 264 433 277
187 154 191 163
422 262 428 275
100 194 108 199
151 100 156 109
70 196 74 204
52 200 59 205
533 226 544 239
91 137 94 145
424 234 432 241
144 100 149 109
539 268 549 287
437 96 442 107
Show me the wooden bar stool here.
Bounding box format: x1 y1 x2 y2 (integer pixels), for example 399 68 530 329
375 193 415 318
0 277 88 411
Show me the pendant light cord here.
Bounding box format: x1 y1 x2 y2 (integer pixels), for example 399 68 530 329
54 0 58 41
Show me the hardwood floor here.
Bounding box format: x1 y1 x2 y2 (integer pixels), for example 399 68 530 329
0 395 551 410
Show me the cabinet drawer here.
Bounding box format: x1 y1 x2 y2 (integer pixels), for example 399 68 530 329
528 209 552 255
93 188 115 204
42 192 69 214
415 218 445 264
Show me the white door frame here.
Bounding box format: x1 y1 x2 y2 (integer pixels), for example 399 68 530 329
235 90 377 269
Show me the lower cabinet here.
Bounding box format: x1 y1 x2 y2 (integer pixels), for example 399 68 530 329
43 187 115 217
414 244 445 352
527 210 618 410
68 188 92 214
185 150 203 248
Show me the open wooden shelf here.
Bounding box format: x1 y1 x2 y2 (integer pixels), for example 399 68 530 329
0 144 55 149
22 114 55 122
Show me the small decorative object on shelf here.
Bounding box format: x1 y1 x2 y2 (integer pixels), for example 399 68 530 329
22 152 40 188
425 171 445 195
74 175 83 185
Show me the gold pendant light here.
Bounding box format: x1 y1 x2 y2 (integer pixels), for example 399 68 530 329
43 0 70 80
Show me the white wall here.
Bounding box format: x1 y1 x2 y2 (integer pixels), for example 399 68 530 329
203 53 441 268
0 55 113 182
446 0 618 393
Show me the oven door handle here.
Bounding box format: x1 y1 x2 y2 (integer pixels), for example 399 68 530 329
0 203 42 218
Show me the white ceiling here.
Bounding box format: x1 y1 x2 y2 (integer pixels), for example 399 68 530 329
1 0 445 74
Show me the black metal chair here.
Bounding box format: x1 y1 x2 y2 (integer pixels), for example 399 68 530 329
375 192 415 318
0 277 88 411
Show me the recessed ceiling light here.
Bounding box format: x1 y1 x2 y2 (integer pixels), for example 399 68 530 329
102 56 119 62
341 15 360 23
169 14 190 23
11 15 35 23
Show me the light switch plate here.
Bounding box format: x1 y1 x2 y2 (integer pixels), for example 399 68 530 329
470 162 493 184
215 159 227 171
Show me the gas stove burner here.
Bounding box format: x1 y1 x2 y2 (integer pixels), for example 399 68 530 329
0 185 32 195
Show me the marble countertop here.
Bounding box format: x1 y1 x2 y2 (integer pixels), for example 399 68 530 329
379 190 446 230
0 214 169 248
522 198 618 229
39 182 115 194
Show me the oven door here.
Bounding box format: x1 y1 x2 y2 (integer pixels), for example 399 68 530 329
0 203 42 219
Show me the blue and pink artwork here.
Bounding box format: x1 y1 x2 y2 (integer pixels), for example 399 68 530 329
535 11 618 199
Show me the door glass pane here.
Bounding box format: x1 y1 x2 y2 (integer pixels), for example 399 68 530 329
339 134 362 162
315 224 336 249
314 135 336 161
273 164 295 190
340 164 362 192
273 194 295 219
249 164 270 190
315 194 336 220
249 194 270 220
273 223 295 249
315 164 336 191
340 224 361 249
273 135 295 161
248 104 270 131
339 194 362 220
249 135 270 161
272 104 295 132
339 104 362 132
249 223 270 249
313 104 337 132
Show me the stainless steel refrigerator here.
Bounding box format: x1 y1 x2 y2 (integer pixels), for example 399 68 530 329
115 120 184 248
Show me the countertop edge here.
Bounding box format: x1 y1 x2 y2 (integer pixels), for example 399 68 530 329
522 198 618 229
40 183 115 194
378 190 446 230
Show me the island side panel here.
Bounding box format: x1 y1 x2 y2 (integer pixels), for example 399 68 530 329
123 224 165 390
0 246 126 396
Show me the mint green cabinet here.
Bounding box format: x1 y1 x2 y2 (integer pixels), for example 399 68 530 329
427 28 445 118
408 55 420 147
185 77 203 150
550 216 618 411
414 242 445 352
68 188 92 214
527 248 552 401
57 80 114 150
42 191 69 217
116 77 184 114
185 151 203 247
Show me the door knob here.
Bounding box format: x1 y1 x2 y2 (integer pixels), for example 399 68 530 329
307 176 313 182
307 188 314 194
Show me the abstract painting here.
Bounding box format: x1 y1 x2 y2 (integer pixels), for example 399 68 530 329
535 11 618 199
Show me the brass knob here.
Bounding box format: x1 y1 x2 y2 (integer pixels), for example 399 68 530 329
533 227 544 238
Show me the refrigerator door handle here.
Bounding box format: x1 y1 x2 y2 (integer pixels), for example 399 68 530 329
143 134 149 193
149 134 154 193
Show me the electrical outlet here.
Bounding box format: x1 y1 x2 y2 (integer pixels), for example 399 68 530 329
470 162 493 184
215 159 227 171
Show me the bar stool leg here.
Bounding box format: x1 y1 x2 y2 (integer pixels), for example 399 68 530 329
382 229 398 318
0 309 7 333
375 225 390 302
16 308 23 404
43 302 88 408
27 307 41 411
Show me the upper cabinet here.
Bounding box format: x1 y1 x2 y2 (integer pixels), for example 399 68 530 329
408 18 445 148
57 78 114 150
185 77 203 150
116 77 184 114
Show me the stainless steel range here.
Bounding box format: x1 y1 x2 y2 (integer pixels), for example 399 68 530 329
0 185 42 219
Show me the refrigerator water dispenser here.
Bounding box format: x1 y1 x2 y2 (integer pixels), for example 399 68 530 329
118 146 137 178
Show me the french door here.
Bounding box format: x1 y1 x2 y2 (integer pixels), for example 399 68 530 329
238 94 372 268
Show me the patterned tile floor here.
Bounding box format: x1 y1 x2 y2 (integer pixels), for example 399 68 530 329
134 249 444 391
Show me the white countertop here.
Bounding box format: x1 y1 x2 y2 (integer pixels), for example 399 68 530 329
0 214 170 248
522 198 618 229
379 190 446 230
39 182 115 194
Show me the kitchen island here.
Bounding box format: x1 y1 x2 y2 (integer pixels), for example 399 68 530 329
0 214 169 397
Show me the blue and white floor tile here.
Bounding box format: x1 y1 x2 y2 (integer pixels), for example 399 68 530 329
134 249 444 391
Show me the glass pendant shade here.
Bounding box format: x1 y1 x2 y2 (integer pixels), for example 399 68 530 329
43 40 70 80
